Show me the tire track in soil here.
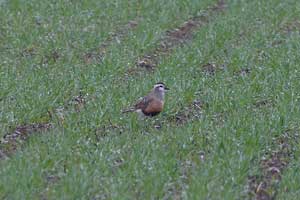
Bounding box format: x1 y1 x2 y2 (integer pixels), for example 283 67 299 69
1 1 226 198
82 19 139 64
119 0 227 130
115 1 227 199
164 17 300 199
95 0 228 136
243 18 300 200
271 18 300 47
125 0 226 76
0 123 52 159
0 19 140 200
0 90 89 160
165 99 206 127
0 19 139 160
173 16 300 127
93 0 228 138
246 128 299 200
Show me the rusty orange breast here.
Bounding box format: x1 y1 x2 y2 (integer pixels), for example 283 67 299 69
143 100 164 114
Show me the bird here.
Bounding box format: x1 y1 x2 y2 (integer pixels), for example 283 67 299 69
122 82 169 117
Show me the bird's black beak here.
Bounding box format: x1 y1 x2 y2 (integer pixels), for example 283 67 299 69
165 87 170 90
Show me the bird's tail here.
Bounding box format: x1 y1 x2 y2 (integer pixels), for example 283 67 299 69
121 108 135 113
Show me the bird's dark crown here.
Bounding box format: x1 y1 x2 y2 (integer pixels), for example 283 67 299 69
155 82 165 85
154 82 169 90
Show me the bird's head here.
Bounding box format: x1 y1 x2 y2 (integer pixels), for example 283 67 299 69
153 82 169 98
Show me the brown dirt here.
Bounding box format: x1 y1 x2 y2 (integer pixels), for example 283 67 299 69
271 19 300 47
94 119 124 140
45 173 61 185
127 0 227 75
0 123 52 159
21 45 37 57
163 159 196 200
40 49 61 65
40 171 64 200
46 91 89 126
3 28 112 159
279 19 300 35
163 149 206 200
83 20 139 64
234 68 251 77
69 91 87 112
253 99 274 109
202 62 227 75
20 46 61 66
202 63 218 75
246 128 299 200
171 99 205 126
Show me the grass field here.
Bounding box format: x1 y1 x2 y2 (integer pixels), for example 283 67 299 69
1 0 300 199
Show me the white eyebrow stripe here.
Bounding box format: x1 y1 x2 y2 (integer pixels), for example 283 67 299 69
154 84 164 88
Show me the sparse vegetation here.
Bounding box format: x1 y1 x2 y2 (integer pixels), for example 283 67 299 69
1 0 300 199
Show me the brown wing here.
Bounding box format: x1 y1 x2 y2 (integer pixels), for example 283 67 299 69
122 96 150 113
135 96 164 116
134 96 152 110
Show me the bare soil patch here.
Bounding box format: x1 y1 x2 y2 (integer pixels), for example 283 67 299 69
127 0 227 75
163 149 206 200
47 91 89 126
271 19 300 47
0 123 52 159
21 45 38 57
234 68 251 77
246 128 299 200
41 49 61 64
201 62 228 75
280 19 300 35
66 91 88 113
170 99 205 126
163 160 195 200
94 119 124 140
20 46 61 65
83 20 139 64
253 99 274 109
